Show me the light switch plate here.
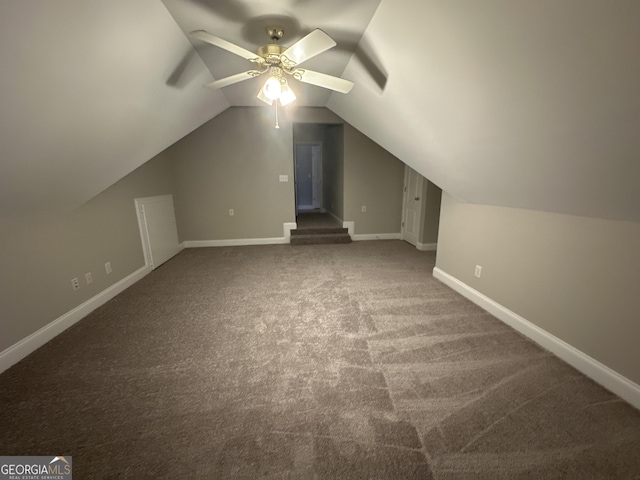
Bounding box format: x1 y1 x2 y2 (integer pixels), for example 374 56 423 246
279 175 288 182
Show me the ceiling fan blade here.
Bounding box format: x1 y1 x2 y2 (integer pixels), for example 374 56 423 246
293 69 354 94
190 30 259 61
205 70 266 89
281 29 336 66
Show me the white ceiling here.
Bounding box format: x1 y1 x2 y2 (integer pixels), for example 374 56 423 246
330 0 640 222
1 0 639 222
0 0 228 217
161 0 383 107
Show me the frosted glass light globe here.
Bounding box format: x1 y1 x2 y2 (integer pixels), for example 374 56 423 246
262 76 282 100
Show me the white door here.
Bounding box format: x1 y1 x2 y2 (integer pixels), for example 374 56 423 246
135 195 181 270
402 166 424 246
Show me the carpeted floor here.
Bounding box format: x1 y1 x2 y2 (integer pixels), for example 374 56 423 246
1 241 639 479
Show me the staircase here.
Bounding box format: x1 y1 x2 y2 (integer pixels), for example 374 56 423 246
290 212 352 246
290 226 352 245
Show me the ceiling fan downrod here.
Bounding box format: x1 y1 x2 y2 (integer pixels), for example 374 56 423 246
258 27 287 65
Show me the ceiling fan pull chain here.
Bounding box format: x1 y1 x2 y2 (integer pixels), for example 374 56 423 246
275 101 280 129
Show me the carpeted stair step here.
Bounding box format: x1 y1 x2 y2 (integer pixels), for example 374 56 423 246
290 231 352 245
291 227 348 236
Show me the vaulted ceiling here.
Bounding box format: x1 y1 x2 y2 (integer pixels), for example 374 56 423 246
162 0 383 107
1 0 639 221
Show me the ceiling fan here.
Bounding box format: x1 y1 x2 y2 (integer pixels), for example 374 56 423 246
190 26 354 107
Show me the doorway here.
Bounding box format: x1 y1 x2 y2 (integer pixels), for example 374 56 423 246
294 142 323 213
401 166 442 251
401 165 424 247
292 122 343 223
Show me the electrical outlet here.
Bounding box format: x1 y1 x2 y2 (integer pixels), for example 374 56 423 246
361 205 367 213
85 272 93 285
279 175 288 182
105 262 112 274
475 265 482 278
71 277 80 291
229 209 234 216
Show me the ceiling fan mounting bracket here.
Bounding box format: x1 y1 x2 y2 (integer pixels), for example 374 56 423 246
267 26 284 42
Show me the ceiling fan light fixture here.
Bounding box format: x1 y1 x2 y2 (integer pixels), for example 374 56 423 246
279 82 296 106
193 27 354 109
262 75 282 101
257 87 274 105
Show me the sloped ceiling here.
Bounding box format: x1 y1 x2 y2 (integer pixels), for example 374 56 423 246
1 0 639 222
161 0 382 107
330 0 640 221
0 0 228 217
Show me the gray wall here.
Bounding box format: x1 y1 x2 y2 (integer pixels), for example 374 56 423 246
293 124 328 143
323 125 344 220
172 107 296 241
436 192 640 385
173 107 405 239
0 152 175 352
343 124 405 234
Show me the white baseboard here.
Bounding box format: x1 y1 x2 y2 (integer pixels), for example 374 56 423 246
0 265 151 374
183 223 295 248
432 267 640 410
183 237 289 248
340 219 400 242
342 221 355 236
417 242 437 251
283 222 297 241
352 233 402 241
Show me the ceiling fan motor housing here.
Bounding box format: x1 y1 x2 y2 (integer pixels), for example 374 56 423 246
257 44 286 65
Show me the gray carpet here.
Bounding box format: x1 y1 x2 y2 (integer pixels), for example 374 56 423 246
1 241 639 479
292 213 351 246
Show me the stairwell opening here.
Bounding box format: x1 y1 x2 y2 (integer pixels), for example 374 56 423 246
292 123 348 245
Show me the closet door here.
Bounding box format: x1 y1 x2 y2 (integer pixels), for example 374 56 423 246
135 195 181 270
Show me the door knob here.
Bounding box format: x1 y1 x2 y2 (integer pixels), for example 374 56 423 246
414 197 420 201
